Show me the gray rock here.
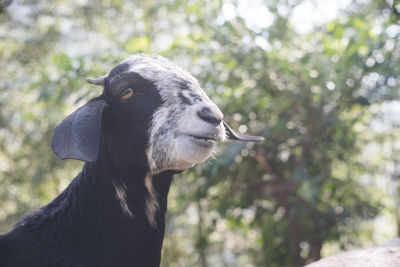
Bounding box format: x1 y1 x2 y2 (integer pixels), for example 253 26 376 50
306 238 400 267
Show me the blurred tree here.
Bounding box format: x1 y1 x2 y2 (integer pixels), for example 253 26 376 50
0 0 399 266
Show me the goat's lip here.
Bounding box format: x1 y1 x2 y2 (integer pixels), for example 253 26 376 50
179 131 223 142
183 134 218 149
187 134 221 142
223 121 264 142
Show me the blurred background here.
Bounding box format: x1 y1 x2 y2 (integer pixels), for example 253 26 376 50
0 0 399 266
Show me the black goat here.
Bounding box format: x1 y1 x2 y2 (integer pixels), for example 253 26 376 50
0 54 263 267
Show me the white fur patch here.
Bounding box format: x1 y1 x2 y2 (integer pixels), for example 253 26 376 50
112 181 133 218
144 174 159 227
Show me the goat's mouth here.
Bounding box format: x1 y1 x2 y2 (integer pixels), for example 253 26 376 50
187 134 218 148
190 134 218 142
179 132 222 149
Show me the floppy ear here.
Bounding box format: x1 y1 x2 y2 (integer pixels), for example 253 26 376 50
52 99 109 162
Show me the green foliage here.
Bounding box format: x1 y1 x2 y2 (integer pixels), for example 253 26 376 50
1 0 399 266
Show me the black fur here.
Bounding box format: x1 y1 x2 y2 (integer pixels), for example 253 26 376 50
0 64 174 267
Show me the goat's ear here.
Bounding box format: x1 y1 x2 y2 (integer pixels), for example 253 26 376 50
52 99 109 162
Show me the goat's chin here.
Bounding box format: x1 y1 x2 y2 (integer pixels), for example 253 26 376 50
147 135 216 174
172 136 215 169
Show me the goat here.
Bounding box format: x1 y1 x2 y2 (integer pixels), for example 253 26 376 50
0 54 263 267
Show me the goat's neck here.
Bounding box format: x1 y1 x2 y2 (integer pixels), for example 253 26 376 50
82 157 174 229
59 160 175 266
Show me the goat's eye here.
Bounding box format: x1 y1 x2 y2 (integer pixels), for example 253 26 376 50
121 88 134 99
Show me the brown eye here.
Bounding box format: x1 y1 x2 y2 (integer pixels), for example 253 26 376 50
121 88 134 99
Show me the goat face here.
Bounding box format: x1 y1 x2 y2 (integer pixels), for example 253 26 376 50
52 54 263 174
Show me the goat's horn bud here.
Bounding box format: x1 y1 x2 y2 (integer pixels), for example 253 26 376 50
86 75 107 86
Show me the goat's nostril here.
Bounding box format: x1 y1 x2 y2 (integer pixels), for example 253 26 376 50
197 107 223 125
